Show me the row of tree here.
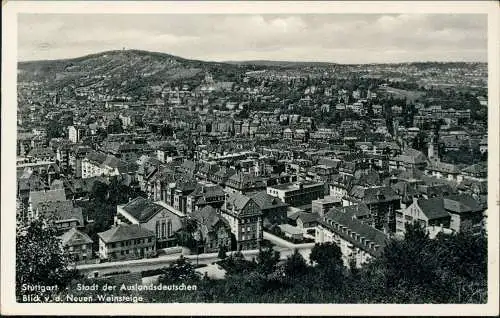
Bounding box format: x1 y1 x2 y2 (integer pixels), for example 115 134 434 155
17 220 487 304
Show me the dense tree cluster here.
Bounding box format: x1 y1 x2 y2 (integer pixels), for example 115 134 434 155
27 221 487 304
16 218 80 302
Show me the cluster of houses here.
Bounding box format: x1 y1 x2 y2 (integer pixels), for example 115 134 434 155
16 63 488 269
16 122 487 268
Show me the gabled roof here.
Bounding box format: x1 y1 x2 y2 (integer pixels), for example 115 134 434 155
98 224 155 243
227 172 266 190
60 227 93 246
120 197 165 223
296 212 320 224
461 163 487 177
225 192 252 211
415 198 452 220
191 206 230 236
427 160 461 174
37 200 84 225
331 203 371 218
354 169 380 186
213 166 237 179
29 189 66 210
190 184 225 198
443 194 484 214
250 191 288 210
348 185 400 204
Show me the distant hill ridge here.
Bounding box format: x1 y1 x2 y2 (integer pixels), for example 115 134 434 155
17 49 486 94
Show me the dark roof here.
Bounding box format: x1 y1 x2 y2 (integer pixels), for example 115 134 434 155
426 160 461 174
225 192 252 211
98 224 155 243
354 169 380 186
296 212 320 224
461 163 487 177
191 206 230 237
347 185 400 204
250 191 288 210
443 194 484 214
416 194 483 218
227 172 266 190
29 189 66 210
331 203 371 218
417 183 454 197
37 200 84 225
416 198 452 220
120 197 165 223
321 210 387 257
190 184 225 198
85 151 137 173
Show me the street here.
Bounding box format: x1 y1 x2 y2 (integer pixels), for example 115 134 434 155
77 232 315 276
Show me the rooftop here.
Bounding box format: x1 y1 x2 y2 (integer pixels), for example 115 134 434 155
268 181 324 191
98 224 155 243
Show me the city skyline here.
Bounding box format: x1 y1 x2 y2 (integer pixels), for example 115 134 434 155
18 14 487 64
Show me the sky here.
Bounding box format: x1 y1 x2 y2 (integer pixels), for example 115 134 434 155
18 14 487 64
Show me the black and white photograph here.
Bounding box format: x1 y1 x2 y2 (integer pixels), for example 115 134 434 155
2 1 499 316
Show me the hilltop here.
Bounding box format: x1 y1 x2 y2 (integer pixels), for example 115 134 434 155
17 49 243 93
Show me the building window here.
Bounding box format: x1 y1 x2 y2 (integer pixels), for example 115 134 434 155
167 220 172 237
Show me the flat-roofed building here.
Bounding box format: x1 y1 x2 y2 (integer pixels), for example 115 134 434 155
267 181 325 207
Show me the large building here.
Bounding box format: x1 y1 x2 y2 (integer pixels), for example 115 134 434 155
316 208 387 268
186 183 226 215
396 197 451 234
115 197 185 248
342 185 401 233
221 193 263 250
81 151 137 179
68 125 86 143
267 181 325 207
60 228 94 263
98 224 156 261
191 206 232 253
250 191 288 228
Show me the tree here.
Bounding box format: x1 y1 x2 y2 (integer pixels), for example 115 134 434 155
45 119 65 139
284 249 308 278
218 245 228 260
90 181 108 201
107 118 124 134
256 246 280 275
96 127 108 141
310 242 345 288
383 223 439 290
16 218 79 301
158 255 200 284
310 242 343 268
412 132 427 154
